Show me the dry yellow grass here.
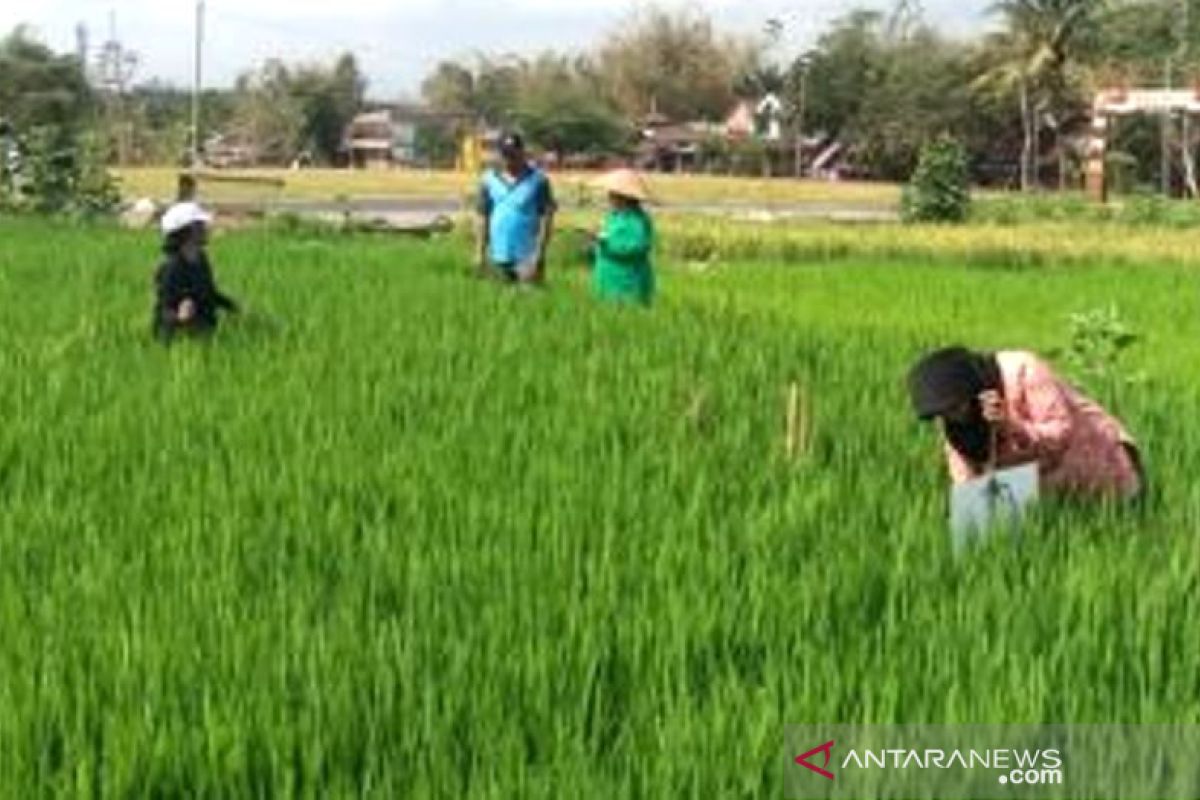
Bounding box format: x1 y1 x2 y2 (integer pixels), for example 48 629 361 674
114 167 901 206
647 216 1200 268
115 167 473 202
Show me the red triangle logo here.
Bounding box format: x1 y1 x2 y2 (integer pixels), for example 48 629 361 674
796 740 836 781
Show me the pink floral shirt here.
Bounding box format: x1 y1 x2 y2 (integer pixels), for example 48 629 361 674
945 351 1140 498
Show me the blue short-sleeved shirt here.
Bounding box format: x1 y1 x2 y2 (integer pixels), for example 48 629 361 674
478 166 556 266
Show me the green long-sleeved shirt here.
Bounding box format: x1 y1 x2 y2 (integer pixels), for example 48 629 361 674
592 207 655 305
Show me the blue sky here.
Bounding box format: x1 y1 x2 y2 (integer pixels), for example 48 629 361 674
1 1 993 99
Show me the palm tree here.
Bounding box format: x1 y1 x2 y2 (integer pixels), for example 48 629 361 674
972 32 1040 191
975 0 1105 191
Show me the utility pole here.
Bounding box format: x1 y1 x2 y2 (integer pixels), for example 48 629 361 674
1162 56 1173 196
1181 0 1197 197
97 10 138 165
75 23 89 69
192 0 205 168
794 60 808 180
796 63 806 181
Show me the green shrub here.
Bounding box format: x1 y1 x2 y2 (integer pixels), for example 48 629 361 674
72 131 123 217
0 122 18 212
1045 305 1148 417
676 229 719 262
902 137 971 223
7 126 121 217
21 127 75 213
1122 194 1170 226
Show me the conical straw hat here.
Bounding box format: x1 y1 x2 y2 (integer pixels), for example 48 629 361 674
591 168 652 202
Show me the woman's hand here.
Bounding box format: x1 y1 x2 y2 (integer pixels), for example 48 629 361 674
978 390 1006 424
177 298 197 323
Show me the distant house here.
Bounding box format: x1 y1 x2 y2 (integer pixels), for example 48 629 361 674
204 133 256 169
725 93 785 141
634 95 792 173
810 141 845 180
344 108 417 169
343 104 479 169
757 94 785 141
635 113 725 173
725 102 756 140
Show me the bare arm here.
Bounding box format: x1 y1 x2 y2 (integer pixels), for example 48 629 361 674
474 178 492 275
529 178 557 281
533 209 555 277
476 212 490 275
945 442 981 483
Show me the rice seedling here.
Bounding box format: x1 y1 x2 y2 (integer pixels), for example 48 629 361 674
0 217 1197 797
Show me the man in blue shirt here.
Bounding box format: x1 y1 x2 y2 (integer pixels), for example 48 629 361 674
476 132 557 284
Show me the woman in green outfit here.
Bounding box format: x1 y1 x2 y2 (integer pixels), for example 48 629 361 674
589 168 656 305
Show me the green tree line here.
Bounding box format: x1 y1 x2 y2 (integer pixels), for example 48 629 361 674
422 0 1200 185
4 1 1200 184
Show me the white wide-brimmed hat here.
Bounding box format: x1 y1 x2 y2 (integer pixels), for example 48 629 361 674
592 168 652 202
160 201 213 236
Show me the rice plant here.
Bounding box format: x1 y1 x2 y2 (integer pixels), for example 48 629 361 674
0 218 1197 797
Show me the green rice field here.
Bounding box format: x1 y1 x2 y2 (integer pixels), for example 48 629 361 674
1 218 1198 796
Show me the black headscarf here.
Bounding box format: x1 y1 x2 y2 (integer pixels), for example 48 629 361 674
908 347 1002 466
162 222 203 257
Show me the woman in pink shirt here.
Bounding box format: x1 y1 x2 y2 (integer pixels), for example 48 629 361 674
908 347 1144 500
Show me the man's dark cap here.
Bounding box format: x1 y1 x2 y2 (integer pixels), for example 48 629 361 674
499 132 525 155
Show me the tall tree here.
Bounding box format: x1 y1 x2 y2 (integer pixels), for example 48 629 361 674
126 84 235 165
291 53 367 163
1094 0 1178 80
420 61 476 117
781 5 1001 182
855 26 976 179
512 53 628 159
978 0 1107 190
229 53 365 165
420 56 519 128
598 6 750 121
230 59 305 164
972 30 1041 190
0 26 93 132
784 11 886 142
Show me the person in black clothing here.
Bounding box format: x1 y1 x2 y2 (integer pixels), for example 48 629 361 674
153 202 238 341
177 172 198 202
